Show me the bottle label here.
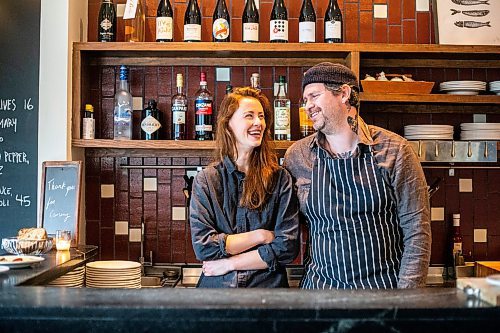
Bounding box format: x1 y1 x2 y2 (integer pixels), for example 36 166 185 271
123 0 138 19
172 111 186 125
141 115 162 134
243 23 259 42
270 20 288 41
299 21 316 43
184 24 202 41
100 18 112 31
195 124 213 132
453 242 463 254
195 100 213 115
82 118 95 139
274 106 290 134
213 18 230 40
156 17 173 40
325 20 342 40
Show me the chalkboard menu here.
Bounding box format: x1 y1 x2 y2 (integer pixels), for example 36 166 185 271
0 0 41 239
40 162 82 245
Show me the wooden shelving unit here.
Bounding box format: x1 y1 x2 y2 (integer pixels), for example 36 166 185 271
72 43 500 151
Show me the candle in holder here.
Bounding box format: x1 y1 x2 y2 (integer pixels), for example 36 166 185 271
55 230 71 251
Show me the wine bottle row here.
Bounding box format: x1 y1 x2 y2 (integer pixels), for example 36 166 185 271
98 0 343 43
83 67 314 141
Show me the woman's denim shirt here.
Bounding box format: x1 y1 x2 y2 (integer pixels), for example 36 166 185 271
190 156 300 288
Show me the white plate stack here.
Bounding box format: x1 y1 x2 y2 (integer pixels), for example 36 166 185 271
489 81 500 95
404 125 454 140
460 123 500 141
439 81 486 95
47 266 85 288
85 260 141 289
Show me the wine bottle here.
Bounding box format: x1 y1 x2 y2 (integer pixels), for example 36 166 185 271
299 0 316 43
98 0 116 42
184 0 202 42
113 66 133 140
141 99 162 140
324 0 343 43
82 104 95 139
171 73 188 140
195 72 213 140
270 0 288 43
213 0 230 42
156 0 173 42
242 0 259 43
274 76 291 141
124 0 145 42
452 214 463 260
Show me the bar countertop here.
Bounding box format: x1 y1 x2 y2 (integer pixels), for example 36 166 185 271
1 247 499 332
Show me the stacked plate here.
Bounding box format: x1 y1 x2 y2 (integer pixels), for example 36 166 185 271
85 260 141 289
47 266 85 288
489 81 500 95
439 81 486 95
460 123 500 140
404 125 454 140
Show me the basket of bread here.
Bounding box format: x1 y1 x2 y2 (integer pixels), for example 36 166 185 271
1 228 53 255
361 72 435 94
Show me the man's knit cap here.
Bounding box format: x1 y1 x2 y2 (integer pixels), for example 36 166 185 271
302 62 358 90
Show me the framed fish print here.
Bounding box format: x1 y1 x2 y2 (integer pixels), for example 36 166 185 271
433 0 500 45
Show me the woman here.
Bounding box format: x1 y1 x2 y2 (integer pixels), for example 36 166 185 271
189 87 300 288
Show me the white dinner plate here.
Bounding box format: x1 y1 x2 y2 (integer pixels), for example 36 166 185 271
86 260 141 270
0 265 9 273
0 255 45 268
485 274 500 287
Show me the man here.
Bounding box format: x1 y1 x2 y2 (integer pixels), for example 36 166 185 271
284 62 431 289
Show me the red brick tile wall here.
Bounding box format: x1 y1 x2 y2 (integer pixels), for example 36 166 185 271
84 1 500 265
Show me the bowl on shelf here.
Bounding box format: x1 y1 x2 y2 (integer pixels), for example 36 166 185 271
1 237 54 255
361 80 435 94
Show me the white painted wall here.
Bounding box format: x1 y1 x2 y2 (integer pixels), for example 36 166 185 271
38 0 87 237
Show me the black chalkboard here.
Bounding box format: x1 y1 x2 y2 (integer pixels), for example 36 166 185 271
40 162 82 246
0 0 41 239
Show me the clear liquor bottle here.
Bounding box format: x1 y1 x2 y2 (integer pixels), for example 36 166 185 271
274 76 291 141
250 73 261 91
171 73 188 140
113 65 133 140
124 0 145 42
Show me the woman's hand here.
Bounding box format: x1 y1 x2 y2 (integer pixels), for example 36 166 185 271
259 229 275 244
202 259 235 276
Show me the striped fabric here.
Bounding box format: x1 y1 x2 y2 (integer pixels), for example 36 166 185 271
301 145 403 289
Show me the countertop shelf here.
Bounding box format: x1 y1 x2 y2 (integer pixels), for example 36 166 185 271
72 139 295 150
360 93 500 104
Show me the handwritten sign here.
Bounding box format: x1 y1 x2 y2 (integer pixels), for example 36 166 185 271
40 161 82 246
0 0 40 239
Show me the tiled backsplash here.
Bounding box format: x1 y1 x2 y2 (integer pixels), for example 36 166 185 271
84 0 500 264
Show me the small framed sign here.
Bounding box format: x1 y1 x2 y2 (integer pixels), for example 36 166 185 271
39 161 82 246
433 0 500 45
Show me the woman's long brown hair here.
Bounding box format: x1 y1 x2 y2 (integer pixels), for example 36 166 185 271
215 87 279 210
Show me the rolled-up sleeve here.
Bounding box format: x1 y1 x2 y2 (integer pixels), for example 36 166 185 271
189 171 229 261
257 170 300 271
391 142 432 288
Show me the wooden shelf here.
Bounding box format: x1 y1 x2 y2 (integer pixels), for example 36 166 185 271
72 139 295 150
360 93 500 104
